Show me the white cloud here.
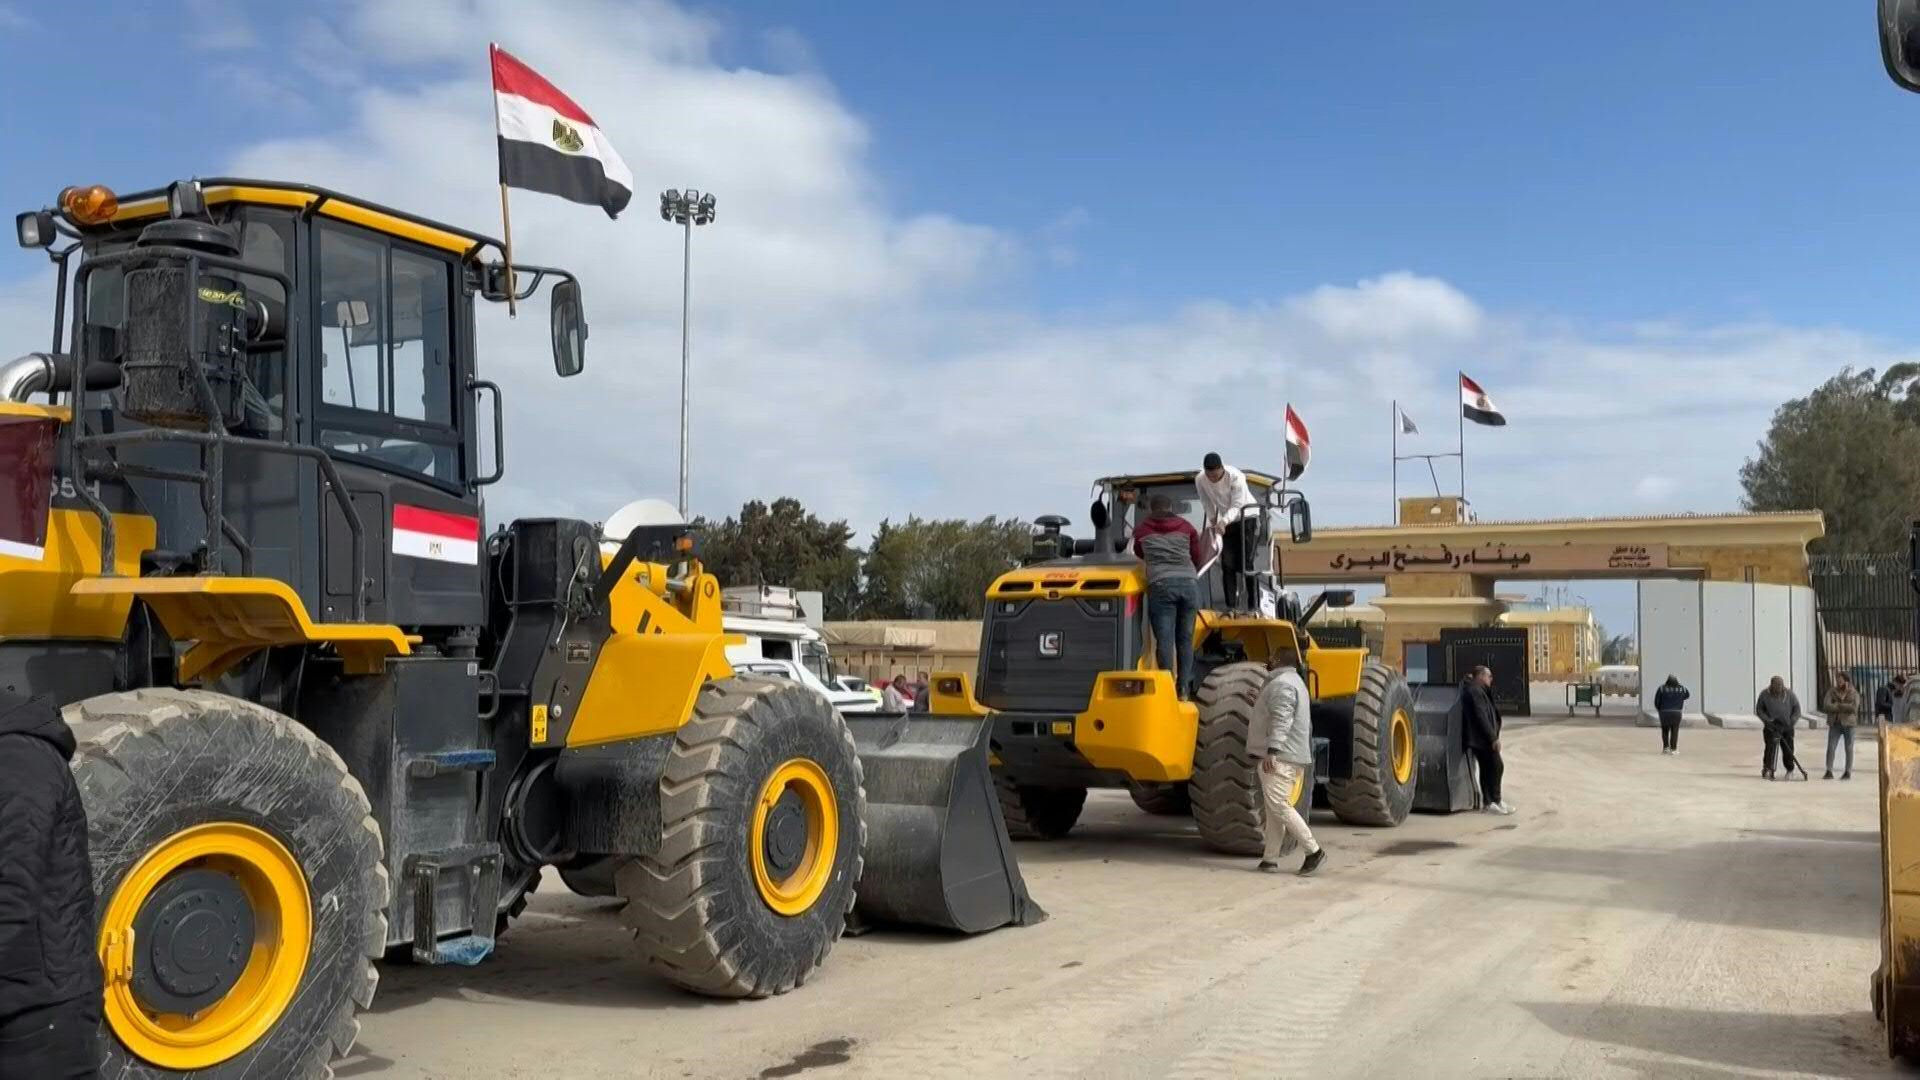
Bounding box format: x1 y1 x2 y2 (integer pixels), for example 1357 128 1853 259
0 3 30 30
1634 475 1678 503
4 0 1915 550
185 0 258 50
1040 207 1090 268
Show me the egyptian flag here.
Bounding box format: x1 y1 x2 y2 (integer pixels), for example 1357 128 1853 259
491 44 634 218
1284 404 1311 481
1460 372 1507 427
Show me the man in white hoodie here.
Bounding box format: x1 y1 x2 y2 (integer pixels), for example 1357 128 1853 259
1197 452 1262 611
1246 656 1326 876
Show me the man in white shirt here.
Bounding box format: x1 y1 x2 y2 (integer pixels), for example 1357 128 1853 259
1196 452 1262 611
1245 657 1326 875
882 675 914 712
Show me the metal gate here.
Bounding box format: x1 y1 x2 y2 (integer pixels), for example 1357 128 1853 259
1809 553 1916 704
1308 625 1367 650
1438 627 1530 717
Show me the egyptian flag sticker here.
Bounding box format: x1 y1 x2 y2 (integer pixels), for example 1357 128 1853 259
1284 404 1311 481
491 44 634 218
1460 373 1507 427
393 505 480 565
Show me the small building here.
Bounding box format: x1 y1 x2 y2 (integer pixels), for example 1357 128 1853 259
1497 607 1600 681
822 621 983 685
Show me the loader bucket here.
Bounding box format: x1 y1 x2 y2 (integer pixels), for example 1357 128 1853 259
847 712 1046 933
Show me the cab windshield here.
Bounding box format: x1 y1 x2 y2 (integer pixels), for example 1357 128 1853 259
801 642 835 685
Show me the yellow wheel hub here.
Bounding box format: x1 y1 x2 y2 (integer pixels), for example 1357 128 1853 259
1288 767 1307 807
1390 707 1416 785
98 823 311 1071
751 759 839 916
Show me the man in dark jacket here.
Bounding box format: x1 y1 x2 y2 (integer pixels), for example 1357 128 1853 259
1460 665 1512 815
1756 675 1808 781
0 695 101 1078
1133 494 1205 699
1653 675 1690 755
1877 674 1908 725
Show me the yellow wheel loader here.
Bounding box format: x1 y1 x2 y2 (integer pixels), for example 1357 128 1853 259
928 470 1476 856
1 179 1035 1078
1872 4 1920 1059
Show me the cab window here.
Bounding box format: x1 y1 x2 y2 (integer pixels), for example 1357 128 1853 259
315 221 461 485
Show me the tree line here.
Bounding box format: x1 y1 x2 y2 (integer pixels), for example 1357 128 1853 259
691 497 1031 620
1743 364 1920 553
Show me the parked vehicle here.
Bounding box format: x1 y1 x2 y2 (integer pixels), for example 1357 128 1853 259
833 674 885 705
724 613 881 714
1595 664 1641 698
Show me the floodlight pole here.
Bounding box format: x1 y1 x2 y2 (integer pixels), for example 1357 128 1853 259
661 189 715 519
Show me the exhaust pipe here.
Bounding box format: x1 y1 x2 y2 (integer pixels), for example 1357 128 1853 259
0 352 55 402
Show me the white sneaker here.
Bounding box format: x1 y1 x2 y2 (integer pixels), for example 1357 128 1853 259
1491 802 1515 815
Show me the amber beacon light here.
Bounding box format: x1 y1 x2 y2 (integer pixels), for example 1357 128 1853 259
58 184 119 225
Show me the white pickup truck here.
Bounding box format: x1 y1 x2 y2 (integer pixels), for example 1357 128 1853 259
724 613 881 715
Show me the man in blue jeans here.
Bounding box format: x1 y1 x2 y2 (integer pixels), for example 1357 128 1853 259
1133 495 1205 699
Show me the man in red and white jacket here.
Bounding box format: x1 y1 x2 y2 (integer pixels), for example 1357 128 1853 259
1132 495 1205 699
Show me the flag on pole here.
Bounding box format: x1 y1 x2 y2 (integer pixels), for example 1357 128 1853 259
491 44 634 218
1399 409 1419 435
1284 404 1311 480
1459 373 1507 427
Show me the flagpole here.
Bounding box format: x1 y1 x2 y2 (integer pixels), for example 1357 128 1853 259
489 44 518 319
498 183 517 319
1390 399 1398 522
1457 369 1466 507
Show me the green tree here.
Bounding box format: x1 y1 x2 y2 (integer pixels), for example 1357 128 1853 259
860 516 1031 619
1601 633 1636 666
692 498 863 618
1741 367 1920 554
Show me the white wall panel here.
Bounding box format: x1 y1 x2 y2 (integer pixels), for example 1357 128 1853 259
1639 580 1702 717
1701 582 1756 719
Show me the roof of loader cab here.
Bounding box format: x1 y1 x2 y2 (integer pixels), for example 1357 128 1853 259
1097 468 1285 489
97 179 501 258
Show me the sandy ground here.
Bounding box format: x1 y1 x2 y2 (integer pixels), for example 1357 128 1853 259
343 718 1899 1080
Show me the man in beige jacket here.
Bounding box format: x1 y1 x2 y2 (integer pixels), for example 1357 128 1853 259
1247 657 1326 876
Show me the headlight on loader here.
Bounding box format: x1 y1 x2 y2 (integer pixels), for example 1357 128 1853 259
15 210 54 249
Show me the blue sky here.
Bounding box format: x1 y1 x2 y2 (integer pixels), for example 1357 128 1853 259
1 1 1913 634
5 4 1913 328
719 3 1918 328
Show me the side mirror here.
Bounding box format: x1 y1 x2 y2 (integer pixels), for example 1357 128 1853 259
1322 588 1354 609
1885 0 1920 93
550 278 586 377
1288 496 1312 545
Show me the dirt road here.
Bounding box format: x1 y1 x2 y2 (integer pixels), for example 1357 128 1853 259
345 719 1893 1079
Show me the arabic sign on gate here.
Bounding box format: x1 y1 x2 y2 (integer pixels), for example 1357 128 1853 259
1304 543 1670 577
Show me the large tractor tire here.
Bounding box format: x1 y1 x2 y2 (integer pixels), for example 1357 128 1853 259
1325 661 1420 827
994 772 1087 839
621 677 866 999
1190 662 1270 855
66 689 387 1079
1127 780 1192 817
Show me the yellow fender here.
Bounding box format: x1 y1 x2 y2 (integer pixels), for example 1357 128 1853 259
1881 720 1920 1057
